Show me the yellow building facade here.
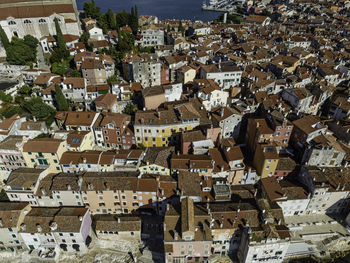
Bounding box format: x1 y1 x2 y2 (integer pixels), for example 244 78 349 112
22 138 67 173
134 107 201 147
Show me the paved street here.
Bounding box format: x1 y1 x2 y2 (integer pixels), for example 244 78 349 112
36 45 50 71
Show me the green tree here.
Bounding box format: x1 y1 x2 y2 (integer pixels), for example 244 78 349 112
55 84 69 111
51 60 70 76
1 105 23 118
6 37 37 65
116 10 130 27
23 97 55 119
107 8 117 29
14 95 25 105
107 75 119 84
135 5 138 18
23 35 39 50
67 69 81 77
178 20 185 36
53 18 69 61
18 85 31 95
167 24 171 32
84 0 101 19
0 24 10 50
0 91 12 103
130 6 139 35
217 13 244 24
79 32 92 51
138 46 154 53
117 31 135 54
97 13 109 33
35 133 50 139
123 102 138 115
79 31 90 44
0 189 9 201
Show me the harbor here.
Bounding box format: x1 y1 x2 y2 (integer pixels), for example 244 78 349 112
202 0 245 13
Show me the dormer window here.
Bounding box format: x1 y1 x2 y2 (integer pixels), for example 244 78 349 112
8 21 16 25
24 19 31 24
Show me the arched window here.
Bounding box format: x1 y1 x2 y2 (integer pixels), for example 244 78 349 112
39 18 46 23
8 21 16 25
23 19 31 24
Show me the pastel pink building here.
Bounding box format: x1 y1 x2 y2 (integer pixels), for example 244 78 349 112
0 136 27 171
164 198 212 263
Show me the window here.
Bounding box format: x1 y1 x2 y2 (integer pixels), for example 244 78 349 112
24 19 31 24
8 21 16 25
39 18 46 23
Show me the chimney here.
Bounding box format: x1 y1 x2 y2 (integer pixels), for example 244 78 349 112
50 221 58 231
117 217 121 223
77 177 83 188
174 232 179 240
223 13 227 23
36 224 42 233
